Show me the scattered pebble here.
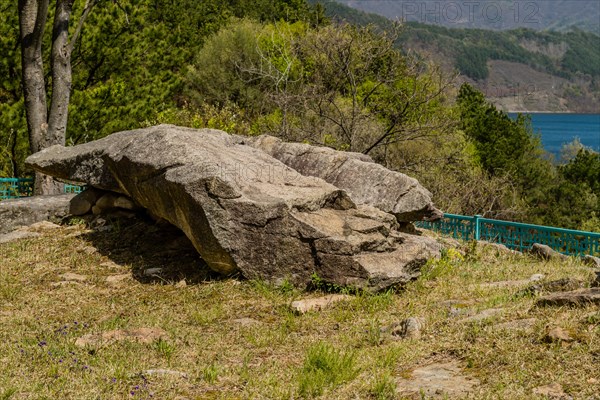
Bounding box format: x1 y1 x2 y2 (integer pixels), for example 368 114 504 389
58 273 88 282
143 268 163 277
290 294 352 314
545 326 575 343
385 317 424 339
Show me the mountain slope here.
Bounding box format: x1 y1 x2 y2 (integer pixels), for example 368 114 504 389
312 0 600 113
334 0 600 33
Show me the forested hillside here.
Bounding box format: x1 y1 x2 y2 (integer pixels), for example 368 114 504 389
1 0 599 231
333 0 600 33
312 0 600 112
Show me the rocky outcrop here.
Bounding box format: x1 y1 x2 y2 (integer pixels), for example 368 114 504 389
249 135 442 222
0 194 74 234
25 125 442 290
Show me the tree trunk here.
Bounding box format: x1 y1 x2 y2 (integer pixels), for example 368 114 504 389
42 0 76 195
48 0 74 146
19 0 96 195
18 0 59 194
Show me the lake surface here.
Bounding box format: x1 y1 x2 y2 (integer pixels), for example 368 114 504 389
508 113 600 155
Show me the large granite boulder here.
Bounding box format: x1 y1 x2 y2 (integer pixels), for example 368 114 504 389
249 135 442 222
25 125 442 290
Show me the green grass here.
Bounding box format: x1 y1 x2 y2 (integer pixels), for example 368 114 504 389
0 222 599 399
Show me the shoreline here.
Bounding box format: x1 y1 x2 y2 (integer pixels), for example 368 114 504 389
507 111 600 115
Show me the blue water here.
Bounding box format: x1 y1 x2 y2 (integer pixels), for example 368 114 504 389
508 113 600 155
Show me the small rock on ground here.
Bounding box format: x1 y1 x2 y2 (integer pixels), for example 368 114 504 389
544 327 575 343
458 308 504 323
537 288 600 307
290 294 352 314
396 360 479 398
143 268 163 277
529 243 569 261
523 278 588 296
384 317 424 339
59 273 88 282
0 230 40 244
75 327 168 347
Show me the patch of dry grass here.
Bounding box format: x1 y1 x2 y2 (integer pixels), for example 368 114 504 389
0 219 599 399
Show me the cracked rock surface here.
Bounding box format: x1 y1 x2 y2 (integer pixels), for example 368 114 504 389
249 135 443 222
26 125 442 290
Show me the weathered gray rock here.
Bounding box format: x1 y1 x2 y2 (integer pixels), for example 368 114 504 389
529 243 569 261
114 195 136 210
0 194 74 234
95 192 118 211
26 125 442 290
0 229 40 244
386 317 424 339
250 135 442 222
537 288 600 306
396 360 480 398
69 188 103 216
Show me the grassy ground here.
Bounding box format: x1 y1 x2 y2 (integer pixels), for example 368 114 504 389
0 217 598 399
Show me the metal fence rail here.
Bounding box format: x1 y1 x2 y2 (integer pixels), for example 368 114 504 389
416 214 600 256
4 177 599 256
0 178 83 200
0 178 34 199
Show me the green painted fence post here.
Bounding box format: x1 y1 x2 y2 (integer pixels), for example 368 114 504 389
474 215 482 241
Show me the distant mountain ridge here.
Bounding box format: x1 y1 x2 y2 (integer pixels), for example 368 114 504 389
311 0 600 113
333 0 600 33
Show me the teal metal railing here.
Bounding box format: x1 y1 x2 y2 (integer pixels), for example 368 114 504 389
0 178 34 199
0 178 83 200
416 213 600 256
64 184 84 194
